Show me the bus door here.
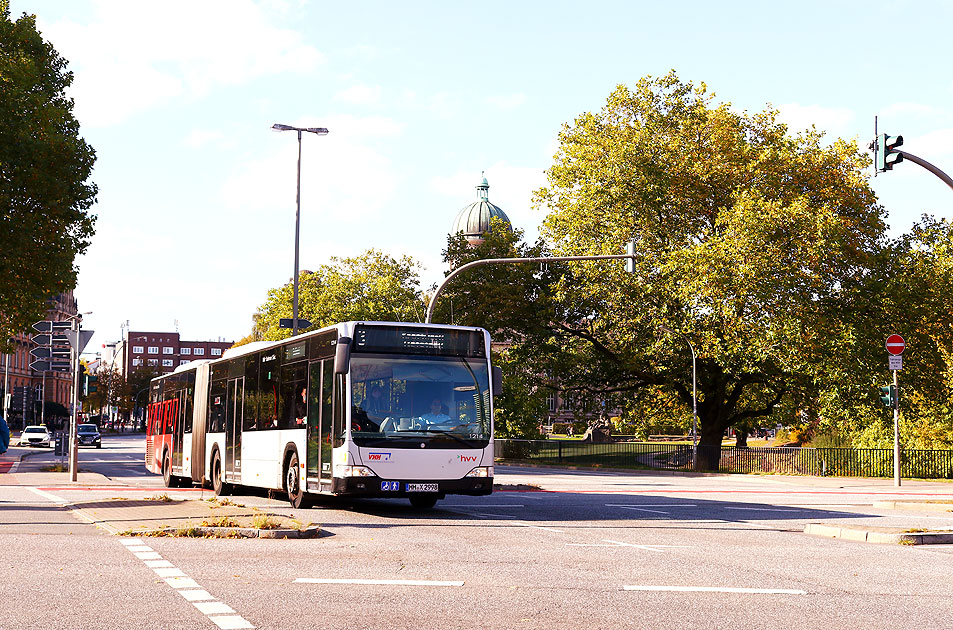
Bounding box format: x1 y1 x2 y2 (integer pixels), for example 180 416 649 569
172 389 185 473
225 377 244 483
306 359 334 491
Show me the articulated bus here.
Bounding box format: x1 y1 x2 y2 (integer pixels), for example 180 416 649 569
146 321 500 508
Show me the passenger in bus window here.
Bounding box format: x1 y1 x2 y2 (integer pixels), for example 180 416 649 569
364 385 388 418
294 387 307 426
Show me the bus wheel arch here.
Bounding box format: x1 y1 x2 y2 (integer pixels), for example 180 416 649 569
284 446 312 509
211 448 231 496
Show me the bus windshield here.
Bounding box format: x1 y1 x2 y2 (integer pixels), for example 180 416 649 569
349 353 490 447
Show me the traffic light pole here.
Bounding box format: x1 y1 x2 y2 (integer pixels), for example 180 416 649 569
893 368 901 487
69 320 80 482
897 151 953 193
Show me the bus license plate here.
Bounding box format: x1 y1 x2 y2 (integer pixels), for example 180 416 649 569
406 483 438 492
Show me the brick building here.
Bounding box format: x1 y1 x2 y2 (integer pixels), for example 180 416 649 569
0 291 79 429
119 331 234 376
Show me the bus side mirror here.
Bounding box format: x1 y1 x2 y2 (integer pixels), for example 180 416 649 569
334 337 352 375
492 365 503 397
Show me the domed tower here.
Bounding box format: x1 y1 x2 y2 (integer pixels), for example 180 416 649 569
450 172 512 246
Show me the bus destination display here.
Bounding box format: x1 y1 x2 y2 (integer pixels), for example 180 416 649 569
353 325 485 358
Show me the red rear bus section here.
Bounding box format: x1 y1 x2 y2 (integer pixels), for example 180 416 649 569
145 398 178 474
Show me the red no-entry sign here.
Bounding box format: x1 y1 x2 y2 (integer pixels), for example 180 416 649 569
885 334 905 355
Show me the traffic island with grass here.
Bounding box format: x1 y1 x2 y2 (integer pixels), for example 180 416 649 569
68 495 320 539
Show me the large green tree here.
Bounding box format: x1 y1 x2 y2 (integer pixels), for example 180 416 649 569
251 249 425 341
444 72 891 468
0 9 97 344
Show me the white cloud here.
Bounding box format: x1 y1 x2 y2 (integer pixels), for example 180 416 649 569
40 0 324 127
334 84 383 105
484 93 527 110
776 103 854 138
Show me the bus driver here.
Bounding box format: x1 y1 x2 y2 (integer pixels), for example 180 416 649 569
421 398 451 425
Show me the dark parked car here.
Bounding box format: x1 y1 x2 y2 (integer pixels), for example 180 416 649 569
77 423 102 448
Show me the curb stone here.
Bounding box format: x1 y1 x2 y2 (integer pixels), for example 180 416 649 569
804 523 953 545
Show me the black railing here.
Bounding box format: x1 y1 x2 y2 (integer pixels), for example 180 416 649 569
494 440 953 479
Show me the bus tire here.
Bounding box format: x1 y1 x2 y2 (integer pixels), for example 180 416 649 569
212 451 231 496
409 494 439 509
162 452 176 488
285 451 312 509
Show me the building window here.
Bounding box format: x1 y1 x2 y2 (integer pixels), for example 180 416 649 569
163 347 174 355
210 348 222 356
547 393 557 413
132 358 143 367
181 348 191 356
180 360 189 365
162 359 174 367
194 348 205 356
132 346 144 354
147 359 158 366
148 346 158 354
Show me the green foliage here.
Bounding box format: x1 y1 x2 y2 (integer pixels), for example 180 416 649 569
253 249 425 341
0 12 97 344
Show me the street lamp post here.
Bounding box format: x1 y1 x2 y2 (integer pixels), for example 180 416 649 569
272 123 329 337
660 325 697 467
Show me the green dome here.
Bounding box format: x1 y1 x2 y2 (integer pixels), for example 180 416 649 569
450 173 512 245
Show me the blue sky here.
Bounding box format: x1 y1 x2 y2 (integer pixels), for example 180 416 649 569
14 0 953 354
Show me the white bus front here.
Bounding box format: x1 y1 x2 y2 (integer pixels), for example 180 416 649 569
334 324 495 508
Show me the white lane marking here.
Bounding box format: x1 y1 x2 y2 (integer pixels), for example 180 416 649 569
446 504 525 508
145 560 175 568
165 577 201 589
468 511 517 519
195 601 236 615
135 551 163 560
606 504 698 508
295 578 464 587
209 615 254 629
27 487 67 503
122 541 258 629
623 585 807 595
178 589 216 602
725 507 805 512
513 522 565 533
614 507 670 514
604 539 694 552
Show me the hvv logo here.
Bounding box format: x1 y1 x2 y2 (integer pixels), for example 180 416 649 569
367 452 392 462
458 455 478 463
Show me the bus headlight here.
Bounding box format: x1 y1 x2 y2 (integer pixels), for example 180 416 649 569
465 466 492 478
335 465 377 477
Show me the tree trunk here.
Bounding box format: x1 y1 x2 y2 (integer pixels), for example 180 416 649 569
695 427 724 472
735 428 748 448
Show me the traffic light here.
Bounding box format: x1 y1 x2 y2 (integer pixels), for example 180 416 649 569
875 133 903 172
878 385 897 408
80 364 98 397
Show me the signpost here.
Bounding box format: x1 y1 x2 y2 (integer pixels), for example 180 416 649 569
885 334 904 487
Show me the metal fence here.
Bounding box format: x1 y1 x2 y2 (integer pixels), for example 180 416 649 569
494 439 953 479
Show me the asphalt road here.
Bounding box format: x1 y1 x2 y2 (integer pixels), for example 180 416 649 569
2 434 953 629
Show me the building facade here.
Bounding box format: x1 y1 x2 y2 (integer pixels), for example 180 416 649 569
120 331 234 376
0 291 80 429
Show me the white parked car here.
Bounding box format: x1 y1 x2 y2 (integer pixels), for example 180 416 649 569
19 425 52 448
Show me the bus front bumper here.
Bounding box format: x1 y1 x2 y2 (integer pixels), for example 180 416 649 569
331 476 493 497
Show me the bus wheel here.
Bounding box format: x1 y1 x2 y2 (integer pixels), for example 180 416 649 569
162 453 176 488
409 494 439 509
212 451 231 496
285 452 312 509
